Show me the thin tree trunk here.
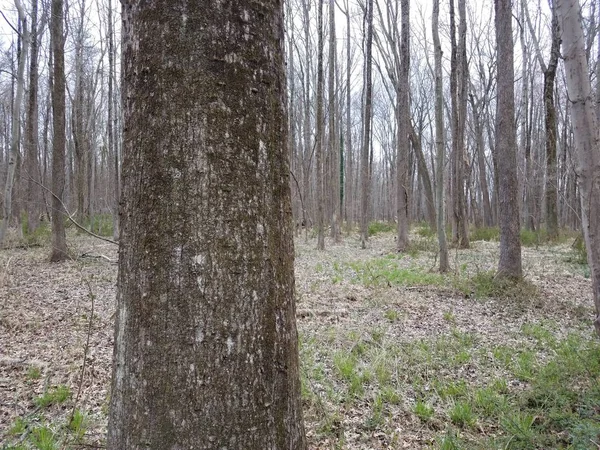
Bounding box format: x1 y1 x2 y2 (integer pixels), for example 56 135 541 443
409 123 436 231
329 0 340 243
495 0 522 278
433 0 449 272
316 0 325 250
360 0 374 249
24 0 41 235
0 0 29 246
396 0 410 251
50 0 68 261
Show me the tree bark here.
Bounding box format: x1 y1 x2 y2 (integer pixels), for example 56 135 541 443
396 0 410 251
329 0 340 243
495 0 522 278
557 0 600 335
107 0 306 447
23 0 41 235
316 0 325 250
360 0 374 249
433 0 449 272
0 0 29 246
49 0 68 260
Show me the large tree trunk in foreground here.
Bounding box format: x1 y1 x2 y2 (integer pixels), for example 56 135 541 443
557 0 600 335
495 0 522 278
107 0 306 447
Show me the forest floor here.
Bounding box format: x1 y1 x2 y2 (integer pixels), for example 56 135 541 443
1 224 599 449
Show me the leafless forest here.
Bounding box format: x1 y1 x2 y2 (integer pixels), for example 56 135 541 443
2 0 600 448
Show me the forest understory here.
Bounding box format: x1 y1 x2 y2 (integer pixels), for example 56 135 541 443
1 224 599 449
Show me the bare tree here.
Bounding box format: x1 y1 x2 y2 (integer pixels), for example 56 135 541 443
396 0 410 251
49 0 68 261
0 0 29 245
557 0 600 334
449 0 470 248
525 0 561 239
107 0 306 446
23 0 42 235
329 0 341 243
495 0 522 278
433 0 449 272
316 0 325 250
360 0 374 249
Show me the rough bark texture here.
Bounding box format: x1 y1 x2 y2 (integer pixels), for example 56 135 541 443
360 0 374 249
396 0 410 252
557 0 600 335
24 0 41 234
49 0 68 262
433 0 449 272
495 0 522 279
107 0 306 447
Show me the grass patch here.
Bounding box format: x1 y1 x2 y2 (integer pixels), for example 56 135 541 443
34 385 71 408
464 270 538 300
343 258 445 288
368 221 395 236
414 222 436 238
414 400 434 422
470 226 499 242
20 213 51 246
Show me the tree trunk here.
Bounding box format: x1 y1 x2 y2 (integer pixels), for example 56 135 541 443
108 0 119 240
449 0 469 248
345 0 353 228
107 0 306 447
360 0 374 249
23 0 41 235
557 0 600 335
544 5 560 240
409 124 436 231
396 0 410 251
433 0 449 272
329 0 340 243
0 0 29 246
495 0 522 278
316 0 325 250
49 0 68 261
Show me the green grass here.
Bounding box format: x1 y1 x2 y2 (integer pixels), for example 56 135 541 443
449 401 477 428
298 311 600 449
414 400 435 421
20 213 51 246
470 226 500 242
34 385 71 408
414 222 436 238
464 270 539 300
26 366 42 380
70 213 114 237
31 425 58 450
368 221 396 236
342 258 445 288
